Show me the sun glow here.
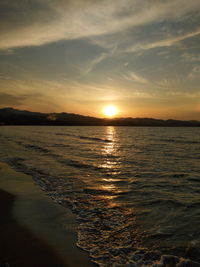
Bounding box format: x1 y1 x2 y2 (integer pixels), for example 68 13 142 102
103 105 118 117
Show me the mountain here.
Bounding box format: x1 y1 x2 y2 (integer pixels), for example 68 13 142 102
0 107 200 127
0 108 103 126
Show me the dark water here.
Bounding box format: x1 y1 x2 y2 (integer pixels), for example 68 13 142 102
0 126 200 266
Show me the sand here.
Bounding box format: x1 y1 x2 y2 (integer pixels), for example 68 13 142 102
0 162 94 267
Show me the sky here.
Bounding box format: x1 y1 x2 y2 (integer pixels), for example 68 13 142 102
0 0 200 119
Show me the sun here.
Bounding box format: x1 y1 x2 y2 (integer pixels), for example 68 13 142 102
103 105 118 118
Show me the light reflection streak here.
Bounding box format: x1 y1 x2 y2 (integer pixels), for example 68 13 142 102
101 126 119 170
103 126 116 155
98 127 123 205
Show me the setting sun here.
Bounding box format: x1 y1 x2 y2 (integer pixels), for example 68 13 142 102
103 105 118 117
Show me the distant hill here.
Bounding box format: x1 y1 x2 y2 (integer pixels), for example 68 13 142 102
0 107 200 127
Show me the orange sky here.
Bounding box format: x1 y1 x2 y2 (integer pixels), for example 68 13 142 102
0 0 200 120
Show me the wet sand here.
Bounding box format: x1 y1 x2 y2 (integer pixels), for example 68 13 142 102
0 162 94 267
0 188 67 267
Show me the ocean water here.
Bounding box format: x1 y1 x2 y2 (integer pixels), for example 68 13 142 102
0 126 200 266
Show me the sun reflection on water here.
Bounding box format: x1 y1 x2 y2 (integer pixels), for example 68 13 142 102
97 127 123 205
101 126 119 170
103 126 116 155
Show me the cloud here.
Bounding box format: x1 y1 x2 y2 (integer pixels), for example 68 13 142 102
0 75 122 107
83 53 110 76
0 77 65 112
123 71 149 84
125 28 200 53
83 44 117 75
182 53 200 62
0 92 29 106
188 66 200 80
0 0 200 50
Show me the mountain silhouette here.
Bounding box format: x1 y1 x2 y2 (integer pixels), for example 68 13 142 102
0 107 200 127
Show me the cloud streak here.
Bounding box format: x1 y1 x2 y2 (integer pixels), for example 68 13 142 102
0 92 26 106
123 71 149 84
125 28 200 53
188 66 200 80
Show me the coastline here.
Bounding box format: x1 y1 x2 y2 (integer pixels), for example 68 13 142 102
0 162 94 267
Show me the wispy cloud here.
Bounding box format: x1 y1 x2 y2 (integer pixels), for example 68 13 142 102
123 71 149 84
188 66 200 80
125 28 200 53
0 92 26 106
182 53 200 62
83 44 117 75
0 0 200 50
83 52 110 76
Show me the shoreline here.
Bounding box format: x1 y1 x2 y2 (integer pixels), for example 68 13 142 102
0 162 94 267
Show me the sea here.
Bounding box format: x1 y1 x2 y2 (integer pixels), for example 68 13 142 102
0 126 200 266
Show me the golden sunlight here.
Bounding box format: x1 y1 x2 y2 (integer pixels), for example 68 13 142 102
103 105 118 117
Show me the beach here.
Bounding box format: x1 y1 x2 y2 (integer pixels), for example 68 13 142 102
0 162 94 267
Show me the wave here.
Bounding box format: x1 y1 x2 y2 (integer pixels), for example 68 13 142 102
78 135 111 143
56 157 108 172
55 133 74 137
158 138 200 144
23 144 51 153
187 177 200 182
51 143 72 148
55 132 112 143
14 139 118 173
146 198 185 207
